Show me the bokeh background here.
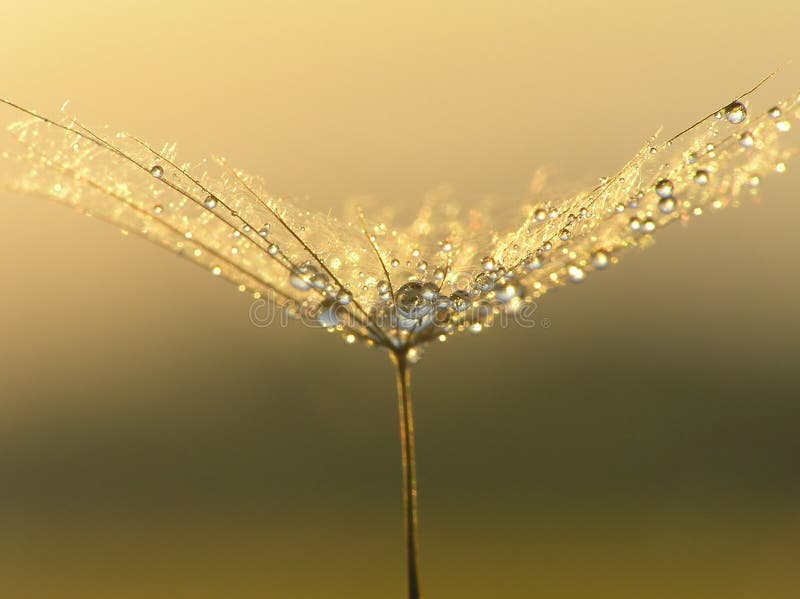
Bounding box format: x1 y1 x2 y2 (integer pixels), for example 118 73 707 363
1 1 799 597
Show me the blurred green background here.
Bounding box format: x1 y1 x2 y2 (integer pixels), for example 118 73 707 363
1 1 799 597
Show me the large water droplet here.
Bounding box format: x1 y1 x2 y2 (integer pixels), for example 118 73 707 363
693 169 709 185
395 282 434 319
450 290 470 312
524 254 543 270
290 267 312 291
481 256 495 271
149 165 164 178
204 195 218 209
739 131 755 148
723 101 747 124
655 179 674 199
658 197 676 214
267 244 279 256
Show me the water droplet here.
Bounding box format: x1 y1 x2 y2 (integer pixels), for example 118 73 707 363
643 218 656 233
655 179 674 199
377 280 390 295
441 240 453 252
473 274 494 293
417 261 428 273
420 282 439 301
153 204 164 214
768 106 781 118
524 254 543 270
629 217 642 232
559 228 571 241
290 267 312 291
345 334 356 344
317 300 342 328
336 288 353 304
390 259 400 268
149 165 164 178
776 120 792 133
211 265 222 276
693 169 709 185
591 250 609 269
541 241 552 252
481 256 495 271
567 265 585 283
258 225 270 238
723 101 747 124
739 131 755 148
267 243 279 256
204 195 218 209
534 208 547 221
658 197 677 214
395 282 434 319
450 290 470 312
433 267 446 281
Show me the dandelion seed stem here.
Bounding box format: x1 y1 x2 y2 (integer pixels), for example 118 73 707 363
391 349 421 599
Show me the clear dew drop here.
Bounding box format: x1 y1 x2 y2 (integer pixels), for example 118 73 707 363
473 274 494 293
559 228 571 241
591 250 609 269
336 288 353 305
534 208 547 221
433 267 446 281
481 256 495 271
149 165 164 178
739 131 755 148
211 265 222 276
390 259 400 268
655 179 674 199
450 290 471 312
629 217 642 232
395 282 433 319
693 169 710 185
153 204 164 215
768 106 781 118
567 265 585 283
524 254 543 270
317 300 341 328
290 267 312 291
267 243 279 256
258 225 270 238
658 197 677 214
420 282 439 301
643 218 656 233
723 101 747 124
204 195 218 209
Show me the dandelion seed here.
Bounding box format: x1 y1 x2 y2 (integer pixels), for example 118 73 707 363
2 76 798 599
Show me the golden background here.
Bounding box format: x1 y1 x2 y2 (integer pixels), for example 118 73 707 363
1 1 799 597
